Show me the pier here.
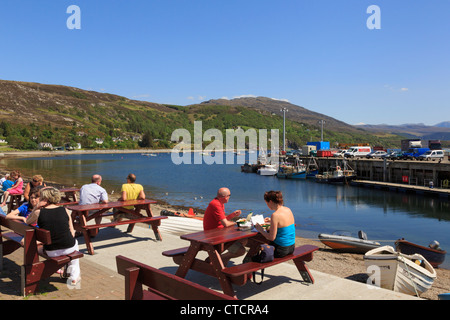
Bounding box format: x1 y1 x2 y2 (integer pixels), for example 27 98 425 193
350 180 450 199
298 156 450 191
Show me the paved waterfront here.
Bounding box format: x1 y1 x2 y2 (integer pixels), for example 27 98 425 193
0 215 421 301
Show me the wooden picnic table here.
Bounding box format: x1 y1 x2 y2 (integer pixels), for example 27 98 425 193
163 226 318 298
59 187 79 205
67 199 166 255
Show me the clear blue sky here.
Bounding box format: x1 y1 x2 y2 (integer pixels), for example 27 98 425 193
1 0 449 125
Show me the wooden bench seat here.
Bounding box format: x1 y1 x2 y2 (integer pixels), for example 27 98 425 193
0 216 84 296
82 215 166 230
2 231 84 264
162 246 190 265
116 255 236 300
221 245 318 286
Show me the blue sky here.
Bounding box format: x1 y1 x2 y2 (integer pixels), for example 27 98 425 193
0 0 449 125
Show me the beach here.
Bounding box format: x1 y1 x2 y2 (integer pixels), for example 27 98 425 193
1 150 449 300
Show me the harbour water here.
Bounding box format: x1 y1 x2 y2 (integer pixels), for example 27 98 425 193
1 151 449 269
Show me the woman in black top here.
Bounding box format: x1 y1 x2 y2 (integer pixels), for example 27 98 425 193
27 187 81 286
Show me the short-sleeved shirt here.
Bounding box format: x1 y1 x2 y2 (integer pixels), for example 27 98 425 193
2 180 14 191
121 183 144 209
203 198 226 231
79 183 108 205
17 202 37 227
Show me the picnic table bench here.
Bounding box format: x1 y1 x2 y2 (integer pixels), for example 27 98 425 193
67 199 167 255
116 255 236 300
58 187 79 206
162 226 318 298
221 245 318 285
4 194 24 213
0 215 83 296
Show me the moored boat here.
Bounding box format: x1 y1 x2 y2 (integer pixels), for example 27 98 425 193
315 166 356 183
395 239 446 268
277 160 306 179
364 245 437 296
257 164 278 176
318 230 381 254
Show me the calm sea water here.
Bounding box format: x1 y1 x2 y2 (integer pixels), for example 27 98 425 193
2 152 449 269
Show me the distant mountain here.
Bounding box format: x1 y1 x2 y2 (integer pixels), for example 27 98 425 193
199 97 361 133
435 121 450 128
356 123 450 140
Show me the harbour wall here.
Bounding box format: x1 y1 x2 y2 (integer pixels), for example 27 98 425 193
301 157 450 189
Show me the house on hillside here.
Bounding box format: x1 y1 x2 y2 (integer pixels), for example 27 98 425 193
37 142 53 150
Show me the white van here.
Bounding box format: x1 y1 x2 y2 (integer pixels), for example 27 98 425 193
418 150 445 161
344 146 372 158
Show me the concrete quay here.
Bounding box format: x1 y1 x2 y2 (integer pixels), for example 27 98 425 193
0 215 421 301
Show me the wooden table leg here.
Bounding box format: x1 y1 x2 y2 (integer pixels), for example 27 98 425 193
79 212 95 255
205 245 236 298
175 242 201 278
293 258 315 284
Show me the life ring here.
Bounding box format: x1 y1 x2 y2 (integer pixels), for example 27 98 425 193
336 166 341 170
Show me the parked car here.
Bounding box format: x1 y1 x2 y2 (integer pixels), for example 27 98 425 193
401 147 430 160
366 150 387 159
383 151 404 160
418 150 445 161
333 150 347 157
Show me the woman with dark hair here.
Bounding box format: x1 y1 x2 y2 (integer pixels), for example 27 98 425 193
254 190 296 258
6 187 40 225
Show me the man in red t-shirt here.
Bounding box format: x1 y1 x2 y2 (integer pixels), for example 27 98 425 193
203 187 246 264
203 187 241 230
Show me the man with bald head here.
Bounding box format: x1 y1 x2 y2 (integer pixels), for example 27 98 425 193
203 187 241 230
79 174 109 225
79 174 108 206
203 187 245 264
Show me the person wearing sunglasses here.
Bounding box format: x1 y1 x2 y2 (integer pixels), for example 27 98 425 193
23 175 46 202
203 187 244 265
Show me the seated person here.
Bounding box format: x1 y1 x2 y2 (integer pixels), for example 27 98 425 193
113 173 145 222
203 187 245 265
26 187 81 286
0 173 9 188
254 190 296 258
5 188 40 245
0 171 24 207
79 174 108 224
1 174 13 192
23 175 46 202
6 187 40 226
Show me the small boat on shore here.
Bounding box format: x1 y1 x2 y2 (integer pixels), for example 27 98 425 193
395 239 446 268
318 230 381 254
364 245 437 296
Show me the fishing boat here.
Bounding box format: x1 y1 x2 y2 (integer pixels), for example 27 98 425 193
364 245 437 296
318 230 381 254
395 239 446 268
277 159 306 179
305 156 319 179
241 162 258 173
257 164 278 176
315 159 357 184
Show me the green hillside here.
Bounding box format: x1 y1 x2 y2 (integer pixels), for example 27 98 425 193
0 80 404 150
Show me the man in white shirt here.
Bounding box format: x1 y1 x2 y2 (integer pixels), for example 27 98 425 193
79 174 108 205
79 174 109 224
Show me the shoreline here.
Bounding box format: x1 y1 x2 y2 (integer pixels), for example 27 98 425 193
1 149 449 300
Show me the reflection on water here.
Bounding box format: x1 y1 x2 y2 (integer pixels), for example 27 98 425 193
2 152 449 268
